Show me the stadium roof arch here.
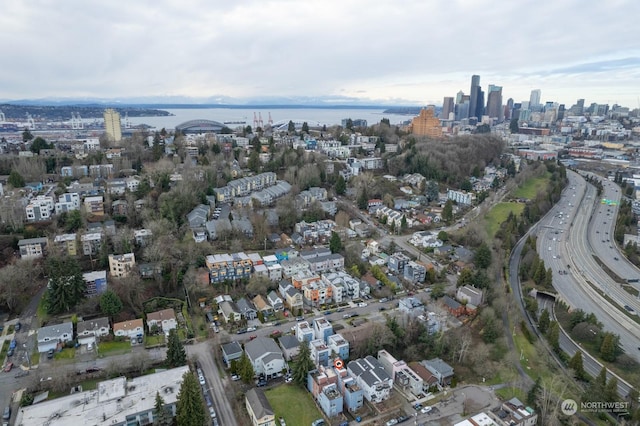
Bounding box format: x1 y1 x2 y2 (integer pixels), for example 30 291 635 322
175 119 226 134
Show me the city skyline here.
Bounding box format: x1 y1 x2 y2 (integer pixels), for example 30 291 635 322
1 0 639 107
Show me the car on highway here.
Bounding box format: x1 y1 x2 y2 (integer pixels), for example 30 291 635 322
624 305 636 315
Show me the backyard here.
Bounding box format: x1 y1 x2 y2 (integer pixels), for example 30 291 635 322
265 384 323 426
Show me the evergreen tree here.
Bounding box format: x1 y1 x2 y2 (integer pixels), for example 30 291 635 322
568 351 586 381
45 256 86 314
538 309 550 334
335 175 346 195
237 353 255 384
400 215 408 231
527 376 541 406
357 187 368 210
301 122 309 134
474 243 492 269
600 333 616 362
287 120 296 133
292 342 314 387
604 376 618 402
7 170 25 188
99 290 123 316
176 372 206 426
547 321 560 352
329 231 342 254
153 391 173 426
442 200 453 222
544 267 553 288
166 329 186 367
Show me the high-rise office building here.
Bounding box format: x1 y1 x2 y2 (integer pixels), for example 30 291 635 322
529 89 541 110
469 75 481 120
103 109 122 143
456 90 465 104
474 88 484 122
441 97 454 120
486 85 503 122
504 98 514 121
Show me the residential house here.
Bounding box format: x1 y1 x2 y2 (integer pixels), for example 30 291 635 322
139 262 162 279
280 283 303 312
442 295 465 317
347 356 393 403
267 291 283 312
84 195 105 217
221 341 244 368
134 229 153 247
308 367 344 418
81 232 102 256
245 388 276 426
244 337 287 378
422 358 454 387
377 350 423 396
313 317 334 343
113 319 144 340
54 192 81 214
54 233 78 256
238 297 259 320
25 195 54 222
18 237 48 259
278 335 300 361
252 295 273 317
111 199 128 216
109 253 136 278
310 339 331 367
146 308 177 335
295 321 314 343
456 285 484 306
218 300 242 323
388 252 410 275
37 322 74 353
77 317 110 346
327 333 350 361
488 397 538 426
408 361 440 392
398 297 425 317
83 270 108 296
403 261 427 283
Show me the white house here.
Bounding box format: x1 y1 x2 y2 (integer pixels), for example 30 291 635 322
244 337 287 379
146 308 177 335
347 355 393 403
113 319 144 340
37 322 74 353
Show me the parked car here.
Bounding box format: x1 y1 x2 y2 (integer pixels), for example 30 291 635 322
47 349 55 359
231 374 240 381
246 326 257 332
199 374 206 385
4 362 13 372
295 316 304 322
209 407 216 418
6 349 13 357
413 403 423 410
236 329 247 335
270 330 282 338
421 406 432 414
2 406 10 421
385 419 398 426
14 322 21 332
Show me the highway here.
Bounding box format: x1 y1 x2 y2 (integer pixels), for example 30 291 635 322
533 170 637 396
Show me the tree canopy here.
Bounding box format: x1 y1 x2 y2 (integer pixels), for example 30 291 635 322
45 256 86 314
166 329 187 367
99 290 123 316
175 372 206 426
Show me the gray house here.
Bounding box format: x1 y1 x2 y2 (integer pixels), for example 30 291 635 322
237 297 258 321
422 358 454 386
267 290 283 312
245 337 286 378
221 341 244 368
37 322 74 353
278 335 300 361
77 317 110 345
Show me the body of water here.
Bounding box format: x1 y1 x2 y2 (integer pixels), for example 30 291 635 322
125 107 417 130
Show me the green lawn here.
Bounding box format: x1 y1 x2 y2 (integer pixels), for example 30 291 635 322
31 351 40 365
0 340 8 358
513 172 551 199
54 348 76 360
145 335 165 347
265 385 323 426
484 202 525 238
98 340 132 355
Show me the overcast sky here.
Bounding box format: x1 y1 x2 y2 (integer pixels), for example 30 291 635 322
2 0 640 107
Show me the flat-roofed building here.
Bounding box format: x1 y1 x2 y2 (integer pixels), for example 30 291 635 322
15 366 189 426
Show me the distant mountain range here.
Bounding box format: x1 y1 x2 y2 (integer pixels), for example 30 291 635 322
0 94 422 108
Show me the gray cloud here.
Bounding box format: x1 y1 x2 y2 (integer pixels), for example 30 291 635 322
1 0 639 106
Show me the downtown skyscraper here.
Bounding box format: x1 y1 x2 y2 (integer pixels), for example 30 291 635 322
468 75 481 121
486 84 503 122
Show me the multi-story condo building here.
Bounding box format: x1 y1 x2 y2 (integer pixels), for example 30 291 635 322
54 192 81 214
108 253 136 278
54 233 77 256
205 252 253 283
81 232 103 256
84 195 105 217
25 195 54 221
18 237 48 259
